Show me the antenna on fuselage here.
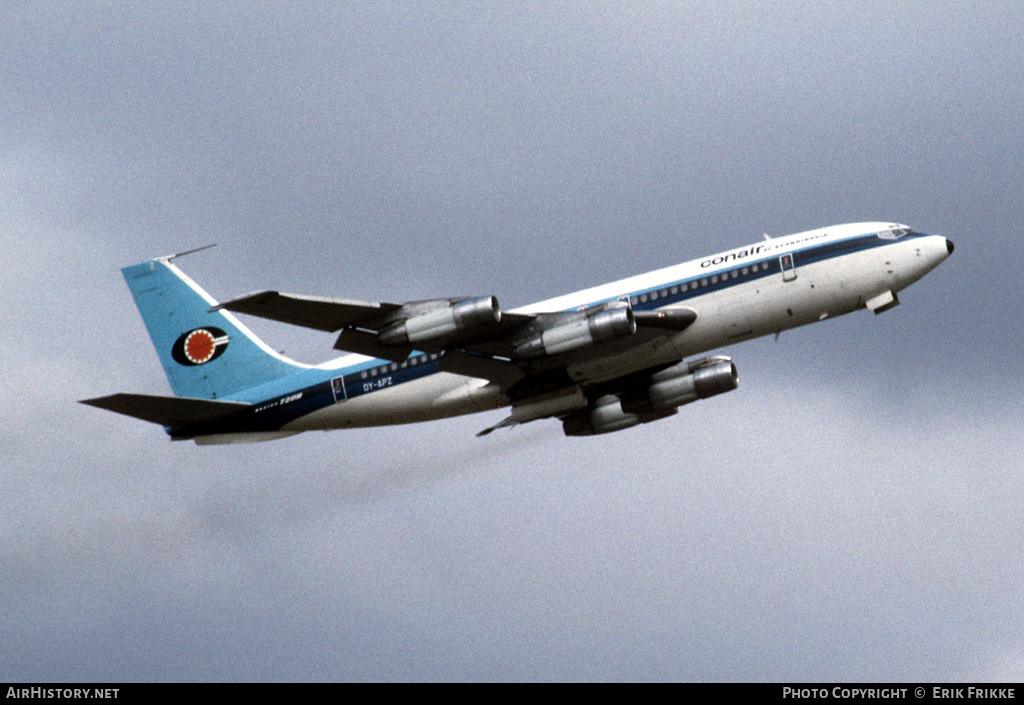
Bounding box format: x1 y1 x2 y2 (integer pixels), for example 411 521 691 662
157 244 219 263
763 233 772 241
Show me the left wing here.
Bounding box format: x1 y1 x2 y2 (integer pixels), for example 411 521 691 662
213 290 697 375
209 290 402 332
212 291 534 362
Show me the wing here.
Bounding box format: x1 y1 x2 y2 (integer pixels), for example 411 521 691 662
209 290 403 332
212 288 704 434
214 288 696 374
212 290 537 363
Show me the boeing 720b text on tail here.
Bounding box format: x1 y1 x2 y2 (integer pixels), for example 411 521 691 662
82 223 954 444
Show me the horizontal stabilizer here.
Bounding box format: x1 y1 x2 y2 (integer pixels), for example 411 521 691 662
80 393 251 427
211 290 402 332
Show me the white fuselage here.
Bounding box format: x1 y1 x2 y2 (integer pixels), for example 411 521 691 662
278 222 951 434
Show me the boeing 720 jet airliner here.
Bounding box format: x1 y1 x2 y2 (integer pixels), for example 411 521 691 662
82 223 954 443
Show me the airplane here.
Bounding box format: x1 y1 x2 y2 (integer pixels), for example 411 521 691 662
81 222 954 444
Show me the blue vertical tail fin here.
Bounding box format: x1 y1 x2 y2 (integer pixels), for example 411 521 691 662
123 256 305 400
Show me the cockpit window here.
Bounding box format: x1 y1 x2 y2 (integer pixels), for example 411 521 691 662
878 226 919 240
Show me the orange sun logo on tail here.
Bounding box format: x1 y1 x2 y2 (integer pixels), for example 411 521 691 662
172 327 229 366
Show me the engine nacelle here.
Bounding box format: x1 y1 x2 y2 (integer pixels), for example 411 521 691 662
514 303 636 358
379 296 501 346
620 358 738 415
562 395 675 437
564 358 739 436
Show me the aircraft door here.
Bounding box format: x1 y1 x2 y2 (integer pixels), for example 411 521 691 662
331 375 348 403
779 252 798 282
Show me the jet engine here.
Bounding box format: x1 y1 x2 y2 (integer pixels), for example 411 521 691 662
562 357 739 436
619 358 737 415
378 296 501 346
562 395 675 437
513 302 636 358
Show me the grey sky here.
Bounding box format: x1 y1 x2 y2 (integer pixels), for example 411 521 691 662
2 2 1022 681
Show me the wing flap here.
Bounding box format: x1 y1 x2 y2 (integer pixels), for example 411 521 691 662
333 328 412 362
437 350 526 386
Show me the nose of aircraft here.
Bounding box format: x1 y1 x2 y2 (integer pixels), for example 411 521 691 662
946 238 955 255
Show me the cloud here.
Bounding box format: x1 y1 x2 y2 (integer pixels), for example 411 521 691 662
3 367 1021 680
2 0 1023 682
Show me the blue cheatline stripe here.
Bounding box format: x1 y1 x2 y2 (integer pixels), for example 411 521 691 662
615 230 907 312
170 229 920 436
169 358 444 437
